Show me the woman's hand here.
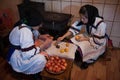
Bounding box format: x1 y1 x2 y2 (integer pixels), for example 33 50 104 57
40 51 49 58
39 37 53 51
75 35 89 41
80 37 89 41
39 34 53 40
34 39 44 47
57 36 64 42
57 31 72 42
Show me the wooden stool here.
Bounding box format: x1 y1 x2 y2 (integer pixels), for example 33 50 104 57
40 59 73 80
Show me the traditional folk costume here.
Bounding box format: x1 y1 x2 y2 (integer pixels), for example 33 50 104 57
9 24 46 74
7 24 47 74
70 17 107 63
7 9 48 74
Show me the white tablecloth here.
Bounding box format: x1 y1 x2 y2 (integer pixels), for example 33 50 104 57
45 41 77 60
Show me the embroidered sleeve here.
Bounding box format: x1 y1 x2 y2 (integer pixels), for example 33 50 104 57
69 21 82 36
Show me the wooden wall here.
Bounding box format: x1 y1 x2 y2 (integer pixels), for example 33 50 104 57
0 0 23 23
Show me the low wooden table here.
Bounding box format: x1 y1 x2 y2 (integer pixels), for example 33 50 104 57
40 59 73 80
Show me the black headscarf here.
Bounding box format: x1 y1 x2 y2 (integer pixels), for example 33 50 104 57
14 9 43 27
80 5 99 25
79 5 102 34
25 9 43 27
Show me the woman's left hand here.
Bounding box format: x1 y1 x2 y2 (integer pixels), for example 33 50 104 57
34 39 44 47
39 34 53 40
80 37 89 41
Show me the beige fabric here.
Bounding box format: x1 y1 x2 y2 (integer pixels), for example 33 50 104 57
46 41 77 60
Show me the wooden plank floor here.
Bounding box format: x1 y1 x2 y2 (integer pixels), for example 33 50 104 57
71 48 120 80
0 48 120 80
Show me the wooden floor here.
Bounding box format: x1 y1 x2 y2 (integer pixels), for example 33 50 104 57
0 48 120 80
71 48 120 80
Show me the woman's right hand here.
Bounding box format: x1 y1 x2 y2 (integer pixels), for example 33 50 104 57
57 36 64 42
57 31 72 42
40 51 49 58
39 38 53 51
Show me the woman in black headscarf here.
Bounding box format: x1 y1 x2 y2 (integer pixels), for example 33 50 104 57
7 9 53 75
57 4 107 69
